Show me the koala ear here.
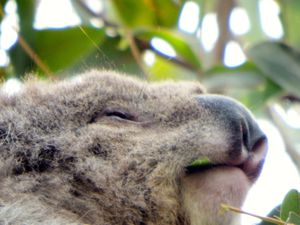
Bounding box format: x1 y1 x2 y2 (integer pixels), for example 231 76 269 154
180 82 206 94
191 84 206 94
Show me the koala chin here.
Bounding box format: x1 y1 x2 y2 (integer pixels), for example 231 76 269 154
0 70 267 225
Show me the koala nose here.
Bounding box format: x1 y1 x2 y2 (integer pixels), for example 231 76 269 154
196 95 267 159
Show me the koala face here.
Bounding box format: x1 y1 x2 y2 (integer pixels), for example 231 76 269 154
0 70 267 225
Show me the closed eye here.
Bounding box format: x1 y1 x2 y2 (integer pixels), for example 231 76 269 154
104 110 135 121
89 108 137 124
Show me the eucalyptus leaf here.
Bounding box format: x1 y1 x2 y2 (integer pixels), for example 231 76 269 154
278 0 300 48
287 212 300 224
189 157 211 167
70 36 143 77
9 0 36 76
111 0 181 28
203 63 282 110
204 63 265 91
34 27 105 73
186 157 213 173
0 0 9 20
280 189 300 221
248 42 300 97
148 54 198 81
135 28 201 70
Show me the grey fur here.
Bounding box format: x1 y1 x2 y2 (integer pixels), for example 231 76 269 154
0 70 267 225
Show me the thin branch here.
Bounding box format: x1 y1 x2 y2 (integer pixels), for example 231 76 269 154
282 95 300 102
136 39 203 76
0 3 53 77
214 0 235 65
17 35 52 76
124 29 150 79
221 204 291 225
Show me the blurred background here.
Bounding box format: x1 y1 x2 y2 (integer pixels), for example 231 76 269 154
0 0 300 224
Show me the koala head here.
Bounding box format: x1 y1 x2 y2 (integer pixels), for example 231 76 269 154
0 70 267 225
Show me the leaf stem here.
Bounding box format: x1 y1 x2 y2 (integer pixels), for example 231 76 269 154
221 204 293 225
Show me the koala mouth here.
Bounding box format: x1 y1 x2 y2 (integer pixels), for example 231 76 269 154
185 160 216 174
185 137 267 181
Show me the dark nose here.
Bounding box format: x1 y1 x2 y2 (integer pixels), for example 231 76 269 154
196 95 267 154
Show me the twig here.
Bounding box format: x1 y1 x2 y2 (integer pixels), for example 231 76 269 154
124 29 150 79
135 38 203 76
17 35 52 76
214 0 235 65
221 204 292 225
0 3 53 77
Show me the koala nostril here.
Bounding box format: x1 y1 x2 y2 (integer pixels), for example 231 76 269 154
241 135 267 178
243 116 266 153
239 115 268 179
251 135 267 153
241 120 250 151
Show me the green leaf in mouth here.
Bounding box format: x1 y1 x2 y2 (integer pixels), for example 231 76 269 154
189 157 212 167
186 157 214 174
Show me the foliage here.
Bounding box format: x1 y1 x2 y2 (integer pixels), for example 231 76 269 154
258 189 300 225
223 190 300 225
0 0 298 107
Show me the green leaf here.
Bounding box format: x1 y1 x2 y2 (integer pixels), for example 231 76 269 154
248 42 300 97
278 0 300 48
287 212 300 224
10 26 105 76
0 0 9 20
150 0 182 27
70 36 143 77
135 28 202 70
203 63 282 110
34 27 105 73
0 0 8 7
204 63 265 91
10 2 106 76
186 157 213 173
111 0 182 28
148 53 199 81
9 0 36 76
189 157 211 167
280 189 300 221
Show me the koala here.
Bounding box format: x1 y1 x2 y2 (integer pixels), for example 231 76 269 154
0 70 267 225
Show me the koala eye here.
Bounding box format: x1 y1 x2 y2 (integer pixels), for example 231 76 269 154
89 108 137 124
104 110 135 121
